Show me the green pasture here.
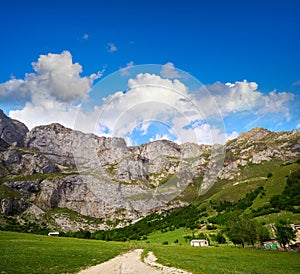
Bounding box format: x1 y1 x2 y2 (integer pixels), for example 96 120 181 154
1 231 300 274
0 231 130 274
145 244 300 274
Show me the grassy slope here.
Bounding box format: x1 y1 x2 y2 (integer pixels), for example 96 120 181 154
142 228 192 246
211 161 297 205
198 161 300 222
0 231 130 274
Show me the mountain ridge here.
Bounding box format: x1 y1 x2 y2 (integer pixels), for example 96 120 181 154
0 110 299 232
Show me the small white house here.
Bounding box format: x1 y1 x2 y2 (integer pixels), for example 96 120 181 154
190 239 209 247
48 231 59 236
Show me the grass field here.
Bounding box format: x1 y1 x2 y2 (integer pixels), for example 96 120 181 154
145 244 300 274
0 231 130 273
1 231 300 274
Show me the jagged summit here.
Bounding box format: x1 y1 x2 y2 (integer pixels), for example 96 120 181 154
237 127 271 141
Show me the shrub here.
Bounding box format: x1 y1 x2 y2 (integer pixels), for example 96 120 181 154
267 173 273 178
207 224 217 230
216 233 226 244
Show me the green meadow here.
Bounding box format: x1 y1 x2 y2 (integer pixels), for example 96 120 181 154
145 245 300 274
0 231 131 273
1 231 300 274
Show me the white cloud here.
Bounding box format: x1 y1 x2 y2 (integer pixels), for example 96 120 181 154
160 62 183 79
5 51 102 130
95 73 189 137
226 131 239 141
31 51 101 102
136 120 151 135
0 78 30 104
92 73 227 145
206 80 294 118
2 53 295 146
107 42 117 53
82 34 89 40
296 123 300 129
90 77 294 145
149 133 172 142
10 99 80 130
2 51 101 104
120 61 134 76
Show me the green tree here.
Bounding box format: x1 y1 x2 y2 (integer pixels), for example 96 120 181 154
274 219 296 249
225 214 247 247
216 232 226 244
225 214 259 247
257 224 270 245
244 219 258 246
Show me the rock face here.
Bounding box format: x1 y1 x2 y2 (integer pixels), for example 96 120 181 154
1 148 59 176
0 113 58 176
0 109 299 231
0 110 28 148
218 128 300 180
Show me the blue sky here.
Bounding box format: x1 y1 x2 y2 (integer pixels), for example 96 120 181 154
0 0 299 145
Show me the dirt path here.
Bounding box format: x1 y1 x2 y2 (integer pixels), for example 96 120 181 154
78 249 191 274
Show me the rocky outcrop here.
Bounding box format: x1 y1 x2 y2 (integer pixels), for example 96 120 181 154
24 123 211 186
238 127 271 141
0 112 59 176
0 196 28 215
1 148 59 176
218 128 300 180
0 110 28 148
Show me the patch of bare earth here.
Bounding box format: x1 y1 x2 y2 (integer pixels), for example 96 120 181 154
78 249 191 274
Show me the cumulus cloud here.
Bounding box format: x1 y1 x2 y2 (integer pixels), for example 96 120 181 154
0 78 30 104
10 98 80 130
2 51 101 104
205 80 294 118
82 34 89 40
89 76 294 145
2 54 295 146
107 42 117 53
120 61 134 76
5 51 102 129
90 73 228 145
31 51 101 102
160 62 183 79
96 73 189 136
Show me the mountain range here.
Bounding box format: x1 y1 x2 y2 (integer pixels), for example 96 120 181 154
0 109 299 232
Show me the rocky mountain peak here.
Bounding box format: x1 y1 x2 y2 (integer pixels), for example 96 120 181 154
0 110 29 148
31 123 73 134
237 127 271 141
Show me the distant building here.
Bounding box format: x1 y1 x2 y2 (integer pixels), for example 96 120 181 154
48 231 59 236
190 239 209 247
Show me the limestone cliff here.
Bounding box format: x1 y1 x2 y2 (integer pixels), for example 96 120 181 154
0 110 299 231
